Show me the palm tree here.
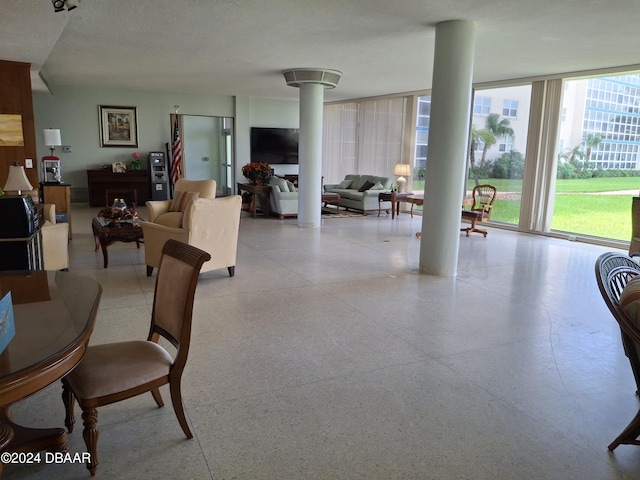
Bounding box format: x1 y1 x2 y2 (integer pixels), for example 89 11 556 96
469 125 495 185
559 144 585 164
482 113 514 164
583 133 602 163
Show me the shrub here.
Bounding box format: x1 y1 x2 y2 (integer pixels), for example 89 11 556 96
489 151 525 179
557 162 577 179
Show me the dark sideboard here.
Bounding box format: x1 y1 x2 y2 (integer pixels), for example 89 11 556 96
87 169 150 207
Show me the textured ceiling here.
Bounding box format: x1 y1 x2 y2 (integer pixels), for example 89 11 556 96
3 0 640 101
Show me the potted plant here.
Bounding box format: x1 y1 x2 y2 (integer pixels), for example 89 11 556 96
131 152 141 170
242 162 272 185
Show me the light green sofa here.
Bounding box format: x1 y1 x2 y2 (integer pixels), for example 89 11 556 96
324 174 392 214
268 175 298 219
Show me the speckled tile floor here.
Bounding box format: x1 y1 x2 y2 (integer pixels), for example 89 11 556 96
5 204 640 479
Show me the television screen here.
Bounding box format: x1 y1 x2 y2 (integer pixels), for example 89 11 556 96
251 127 299 164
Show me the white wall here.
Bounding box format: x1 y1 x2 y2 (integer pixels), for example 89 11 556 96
33 85 300 201
235 97 300 178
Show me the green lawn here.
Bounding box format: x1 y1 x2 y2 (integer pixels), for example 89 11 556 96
410 177 638 241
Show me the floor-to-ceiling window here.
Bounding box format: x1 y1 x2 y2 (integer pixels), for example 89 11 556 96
553 72 640 241
467 84 532 226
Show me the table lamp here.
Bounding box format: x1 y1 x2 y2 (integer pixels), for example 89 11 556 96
4 164 33 195
393 163 411 193
43 129 62 156
43 129 63 183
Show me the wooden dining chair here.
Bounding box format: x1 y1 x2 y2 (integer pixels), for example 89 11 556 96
595 252 640 450
61 239 210 475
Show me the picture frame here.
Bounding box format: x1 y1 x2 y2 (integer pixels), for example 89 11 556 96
99 105 138 147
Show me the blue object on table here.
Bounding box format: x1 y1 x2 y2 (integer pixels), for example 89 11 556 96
0 292 16 355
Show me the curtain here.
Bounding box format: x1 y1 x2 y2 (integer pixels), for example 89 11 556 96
322 97 407 184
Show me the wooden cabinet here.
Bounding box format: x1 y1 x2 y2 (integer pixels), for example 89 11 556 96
40 183 72 240
86 169 150 208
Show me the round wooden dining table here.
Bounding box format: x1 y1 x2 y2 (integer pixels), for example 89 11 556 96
0 270 102 470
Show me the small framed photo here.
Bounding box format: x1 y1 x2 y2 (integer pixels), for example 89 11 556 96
99 105 138 147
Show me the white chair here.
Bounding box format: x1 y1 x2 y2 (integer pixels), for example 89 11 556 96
41 204 69 271
141 195 242 277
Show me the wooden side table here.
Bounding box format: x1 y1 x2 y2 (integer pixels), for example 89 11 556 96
407 194 423 217
378 191 411 219
237 183 271 217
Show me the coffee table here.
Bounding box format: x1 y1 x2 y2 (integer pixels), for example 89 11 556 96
378 191 411 219
92 216 143 268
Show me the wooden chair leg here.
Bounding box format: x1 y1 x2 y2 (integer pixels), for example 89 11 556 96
61 380 75 433
169 380 192 439
228 266 235 277
151 388 164 407
82 407 99 476
609 408 640 451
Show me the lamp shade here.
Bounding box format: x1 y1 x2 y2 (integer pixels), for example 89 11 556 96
4 165 33 194
393 163 411 176
43 129 62 147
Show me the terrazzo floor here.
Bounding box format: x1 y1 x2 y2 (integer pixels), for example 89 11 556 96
4 204 640 479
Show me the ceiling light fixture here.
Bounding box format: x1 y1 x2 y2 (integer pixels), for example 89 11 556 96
51 0 81 12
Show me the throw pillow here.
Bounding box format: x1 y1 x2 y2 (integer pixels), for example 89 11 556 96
286 180 297 192
621 276 640 324
370 181 384 190
358 181 375 192
337 179 353 189
276 177 289 192
169 191 200 212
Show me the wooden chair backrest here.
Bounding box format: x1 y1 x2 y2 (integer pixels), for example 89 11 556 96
149 239 211 372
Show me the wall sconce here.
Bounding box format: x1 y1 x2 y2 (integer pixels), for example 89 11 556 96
393 163 411 193
4 164 34 196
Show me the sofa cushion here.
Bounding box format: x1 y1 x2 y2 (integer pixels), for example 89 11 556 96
337 179 353 189
286 180 297 192
621 276 640 324
349 175 368 191
170 191 200 212
358 181 375 192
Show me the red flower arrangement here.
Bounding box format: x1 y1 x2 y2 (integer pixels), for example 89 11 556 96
242 162 272 185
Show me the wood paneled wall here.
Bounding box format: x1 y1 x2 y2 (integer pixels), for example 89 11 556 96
0 60 38 189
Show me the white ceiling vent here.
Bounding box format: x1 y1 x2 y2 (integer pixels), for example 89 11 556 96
282 68 342 89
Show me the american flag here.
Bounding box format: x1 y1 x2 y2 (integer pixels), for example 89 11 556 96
171 117 182 186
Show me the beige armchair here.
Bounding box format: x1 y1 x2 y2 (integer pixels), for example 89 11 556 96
41 204 70 271
145 179 217 228
141 195 242 277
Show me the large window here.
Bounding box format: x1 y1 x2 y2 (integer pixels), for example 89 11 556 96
323 98 407 183
414 96 431 178
469 85 532 225
553 73 640 241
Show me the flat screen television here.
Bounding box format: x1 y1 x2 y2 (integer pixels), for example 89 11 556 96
251 127 299 164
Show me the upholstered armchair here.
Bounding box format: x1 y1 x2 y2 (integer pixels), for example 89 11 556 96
145 179 217 228
141 195 242 277
41 204 69 271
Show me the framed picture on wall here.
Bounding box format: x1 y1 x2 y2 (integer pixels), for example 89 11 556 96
99 105 138 147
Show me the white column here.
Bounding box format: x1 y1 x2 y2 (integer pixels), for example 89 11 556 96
283 68 341 228
419 20 476 276
298 83 325 228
